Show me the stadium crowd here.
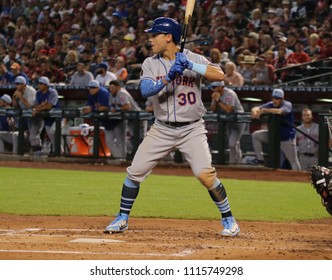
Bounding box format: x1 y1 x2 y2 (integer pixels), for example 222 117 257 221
0 0 331 87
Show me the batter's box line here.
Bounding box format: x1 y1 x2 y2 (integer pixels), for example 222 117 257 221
0 228 99 235
0 248 194 257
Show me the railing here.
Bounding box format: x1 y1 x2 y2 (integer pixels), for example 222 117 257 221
1 108 330 167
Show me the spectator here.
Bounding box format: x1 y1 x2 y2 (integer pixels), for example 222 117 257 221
304 33 321 60
0 61 13 85
252 56 276 86
248 88 301 170
210 81 246 164
95 61 117 87
286 40 311 65
108 80 144 160
69 62 94 87
296 108 319 170
119 34 136 65
112 56 128 84
238 55 256 85
317 33 332 60
29 76 61 156
213 26 232 54
209 48 222 66
63 49 79 80
9 62 29 84
224 61 244 86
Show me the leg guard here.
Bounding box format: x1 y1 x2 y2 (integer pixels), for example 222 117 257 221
120 184 139 215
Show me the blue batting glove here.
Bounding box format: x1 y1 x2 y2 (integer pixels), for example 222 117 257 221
166 61 184 81
176 52 193 70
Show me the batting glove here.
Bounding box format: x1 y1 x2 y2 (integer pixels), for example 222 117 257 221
166 61 184 82
176 52 193 70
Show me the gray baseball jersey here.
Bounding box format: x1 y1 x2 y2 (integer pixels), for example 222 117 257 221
140 49 209 122
296 122 319 154
109 87 141 111
218 87 244 113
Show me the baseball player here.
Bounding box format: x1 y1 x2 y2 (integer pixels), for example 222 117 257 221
108 80 145 159
296 108 319 170
105 17 240 237
29 76 61 156
249 88 301 170
210 81 246 164
81 79 113 155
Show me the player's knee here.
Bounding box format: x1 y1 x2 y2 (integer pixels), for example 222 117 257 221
197 167 217 188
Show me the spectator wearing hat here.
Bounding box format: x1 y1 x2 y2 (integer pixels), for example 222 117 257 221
109 12 123 36
0 61 14 86
210 81 246 164
252 55 276 85
119 34 136 65
267 8 279 27
238 55 256 85
29 76 61 156
95 61 117 87
69 62 94 87
248 88 301 170
9 62 29 84
273 36 293 60
247 32 260 55
0 94 19 154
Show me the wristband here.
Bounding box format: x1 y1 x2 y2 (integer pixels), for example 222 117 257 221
191 63 207 76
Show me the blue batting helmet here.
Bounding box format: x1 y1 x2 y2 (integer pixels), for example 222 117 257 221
144 17 182 44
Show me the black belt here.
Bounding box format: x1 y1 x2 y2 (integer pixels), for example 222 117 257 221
302 153 315 157
158 119 200 127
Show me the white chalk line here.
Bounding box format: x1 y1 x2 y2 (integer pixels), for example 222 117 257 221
0 249 194 257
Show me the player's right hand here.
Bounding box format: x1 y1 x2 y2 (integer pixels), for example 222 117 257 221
175 52 193 70
167 61 184 82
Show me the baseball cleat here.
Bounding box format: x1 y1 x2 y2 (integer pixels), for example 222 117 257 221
105 213 128 233
221 216 240 237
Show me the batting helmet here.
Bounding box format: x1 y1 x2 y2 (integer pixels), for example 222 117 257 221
144 17 182 44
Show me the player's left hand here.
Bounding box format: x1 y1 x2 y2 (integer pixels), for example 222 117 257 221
176 52 193 70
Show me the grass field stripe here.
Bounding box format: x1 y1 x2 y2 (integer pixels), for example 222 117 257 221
0 249 194 257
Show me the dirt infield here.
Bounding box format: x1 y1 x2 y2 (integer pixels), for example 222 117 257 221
0 160 331 260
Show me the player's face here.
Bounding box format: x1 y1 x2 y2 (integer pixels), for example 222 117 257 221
148 33 170 53
272 97 283 107
302 111 313 124
88 87 99 95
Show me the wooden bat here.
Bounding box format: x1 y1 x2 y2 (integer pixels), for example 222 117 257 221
180 0 196 52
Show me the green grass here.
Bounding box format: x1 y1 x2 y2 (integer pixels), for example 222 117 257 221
0 166 329 221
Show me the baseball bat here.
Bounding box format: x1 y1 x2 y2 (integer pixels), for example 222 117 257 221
180 0 196 52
